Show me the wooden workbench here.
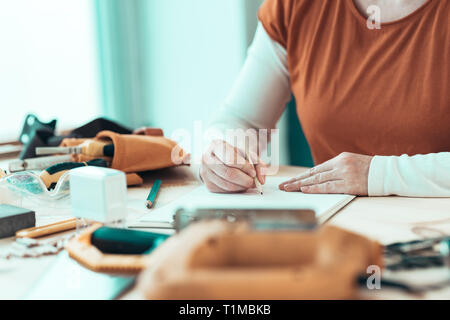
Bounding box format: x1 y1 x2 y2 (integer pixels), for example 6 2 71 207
1 164 449 299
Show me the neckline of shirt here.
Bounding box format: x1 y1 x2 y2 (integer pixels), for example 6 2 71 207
345 0 438 28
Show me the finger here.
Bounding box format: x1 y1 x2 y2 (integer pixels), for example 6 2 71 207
255 162 267 185
300 180 347 194
248 150 268 185
200 166 227 193
204 181 228 193
279 170 316 190
208 154 254 188
279 160 335 190
203 147 223 166
284 170 339 191
203 167 248 193
212 141 256 178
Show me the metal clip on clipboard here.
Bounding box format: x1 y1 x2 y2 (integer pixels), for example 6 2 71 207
174 207 317 232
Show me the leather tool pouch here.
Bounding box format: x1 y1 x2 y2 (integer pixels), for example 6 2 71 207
60 130 188 186
135 221 383 299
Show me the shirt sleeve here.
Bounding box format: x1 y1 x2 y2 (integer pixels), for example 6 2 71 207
209 22 291 139
368 152 450 197
258 0 293 48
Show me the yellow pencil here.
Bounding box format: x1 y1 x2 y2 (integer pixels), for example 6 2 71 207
245 146 263 195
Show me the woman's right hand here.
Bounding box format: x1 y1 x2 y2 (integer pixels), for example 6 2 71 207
200 139 266 193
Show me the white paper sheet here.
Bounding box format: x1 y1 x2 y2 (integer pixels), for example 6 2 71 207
138 177 355 225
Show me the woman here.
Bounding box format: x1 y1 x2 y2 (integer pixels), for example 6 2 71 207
201 0 450 197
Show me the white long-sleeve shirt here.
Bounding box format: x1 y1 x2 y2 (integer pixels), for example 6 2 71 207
211 23 450 197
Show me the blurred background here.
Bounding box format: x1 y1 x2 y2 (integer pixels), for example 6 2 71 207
0 0 313 167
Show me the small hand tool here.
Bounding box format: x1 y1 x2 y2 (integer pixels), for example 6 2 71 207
36 140 114 157
40 158 108 190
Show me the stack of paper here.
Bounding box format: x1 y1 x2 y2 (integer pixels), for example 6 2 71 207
136 177 355 227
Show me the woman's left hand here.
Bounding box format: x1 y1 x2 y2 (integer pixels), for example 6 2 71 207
279 152 373 196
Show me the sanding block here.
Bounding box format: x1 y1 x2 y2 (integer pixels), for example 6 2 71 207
0 204 35 239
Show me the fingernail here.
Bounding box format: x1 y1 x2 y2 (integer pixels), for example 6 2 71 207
301 186 309 192
251 169 256 178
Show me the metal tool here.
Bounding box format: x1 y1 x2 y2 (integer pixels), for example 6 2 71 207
35 146 83 156
35 141 114 157
8 155 73 173
40 158 108 190
174 207 317 232
384 236 450 270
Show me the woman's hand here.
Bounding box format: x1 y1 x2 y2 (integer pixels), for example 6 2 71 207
279 152 373 196
201 139 266 193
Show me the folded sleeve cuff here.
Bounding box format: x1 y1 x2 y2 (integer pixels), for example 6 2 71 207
368 156 389 196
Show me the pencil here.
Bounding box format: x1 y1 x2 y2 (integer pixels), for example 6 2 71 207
16 218 77 238
245 147 263 195
146 179 162 209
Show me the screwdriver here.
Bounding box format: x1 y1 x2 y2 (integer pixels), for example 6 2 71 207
36 140 114 157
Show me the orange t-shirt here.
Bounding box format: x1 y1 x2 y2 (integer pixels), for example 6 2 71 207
258 0 450 164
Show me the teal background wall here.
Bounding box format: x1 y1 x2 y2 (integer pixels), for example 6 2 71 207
93 0 313 167
94 0 257 131
94 0 149 128
286 99 314 167
142 0 258 135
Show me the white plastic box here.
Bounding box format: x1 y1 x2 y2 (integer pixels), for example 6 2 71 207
70 166 127 223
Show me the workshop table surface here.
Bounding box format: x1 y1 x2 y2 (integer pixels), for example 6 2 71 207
1 163 449 300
